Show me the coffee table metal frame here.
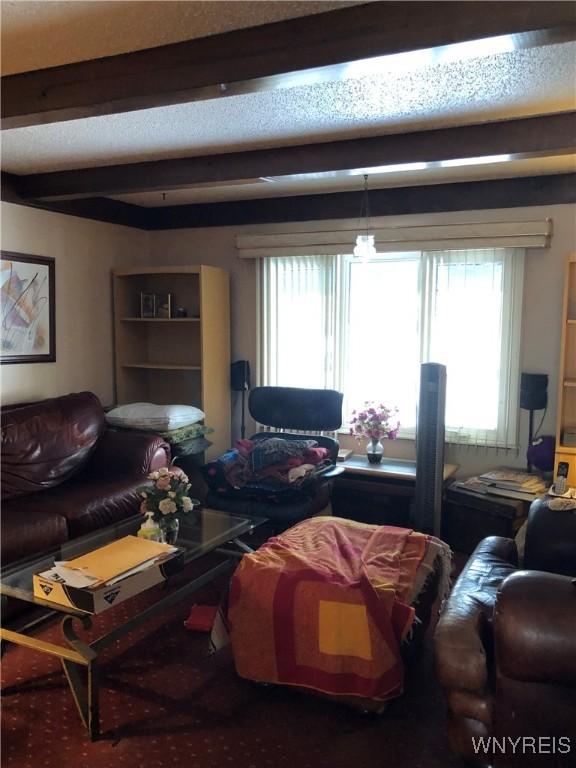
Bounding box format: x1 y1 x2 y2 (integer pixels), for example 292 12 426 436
0 509 263 740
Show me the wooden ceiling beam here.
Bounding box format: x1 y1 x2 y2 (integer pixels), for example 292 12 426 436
1 172 149 228
4 172 574 231
146 173 576 229
2 2 575 129
13 112 576 201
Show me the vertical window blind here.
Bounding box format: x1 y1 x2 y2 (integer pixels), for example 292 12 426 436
259 247 524 449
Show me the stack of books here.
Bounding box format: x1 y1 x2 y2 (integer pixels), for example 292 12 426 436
454 469 547 501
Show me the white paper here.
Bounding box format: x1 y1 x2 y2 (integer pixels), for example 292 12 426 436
43 563 100 589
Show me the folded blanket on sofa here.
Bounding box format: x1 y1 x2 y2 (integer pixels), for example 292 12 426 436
229 517 449 702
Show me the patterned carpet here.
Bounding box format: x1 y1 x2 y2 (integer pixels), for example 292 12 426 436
1 556 459 768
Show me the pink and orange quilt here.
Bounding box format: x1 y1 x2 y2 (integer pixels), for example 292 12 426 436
229 517 447 702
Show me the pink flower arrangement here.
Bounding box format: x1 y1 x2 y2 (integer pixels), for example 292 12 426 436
137 467 199 523
349 402 400 441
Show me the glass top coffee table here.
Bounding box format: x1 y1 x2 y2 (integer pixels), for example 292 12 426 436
1 508 265 740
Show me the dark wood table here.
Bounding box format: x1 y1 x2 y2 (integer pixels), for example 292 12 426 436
332 454 458 527
443 483 533 553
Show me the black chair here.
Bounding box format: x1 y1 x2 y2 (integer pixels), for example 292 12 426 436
203 386 344 527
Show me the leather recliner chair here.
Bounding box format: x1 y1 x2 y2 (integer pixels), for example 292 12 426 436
434 499 576 767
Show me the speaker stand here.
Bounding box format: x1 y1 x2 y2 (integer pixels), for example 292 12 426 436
527 408 534 473
240 388 246 440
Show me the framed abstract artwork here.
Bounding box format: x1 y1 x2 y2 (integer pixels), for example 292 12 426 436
1 251 56 364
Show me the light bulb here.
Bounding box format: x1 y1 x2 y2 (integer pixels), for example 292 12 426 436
354 234 376 259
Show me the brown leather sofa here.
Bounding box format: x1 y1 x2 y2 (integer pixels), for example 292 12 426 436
1 391 170 567
434 499 576 767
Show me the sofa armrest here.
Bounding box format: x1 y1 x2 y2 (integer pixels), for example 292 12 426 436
524 497 576 576
435 536 518 693
86 430 170 478
494 570 576 686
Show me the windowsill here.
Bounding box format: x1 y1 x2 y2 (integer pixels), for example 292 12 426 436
338 433 416 462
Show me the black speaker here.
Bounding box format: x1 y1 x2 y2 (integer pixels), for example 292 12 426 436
231 360 250 392
520 373 548 411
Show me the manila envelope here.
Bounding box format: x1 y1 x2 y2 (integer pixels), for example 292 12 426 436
64 535 175 584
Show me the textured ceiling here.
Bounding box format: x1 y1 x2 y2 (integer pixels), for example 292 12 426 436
0 1 359 75
1 2 575 208
3 42 575 175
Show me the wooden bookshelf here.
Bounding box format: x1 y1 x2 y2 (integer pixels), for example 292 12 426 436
113 266 230 459
555 253 576 481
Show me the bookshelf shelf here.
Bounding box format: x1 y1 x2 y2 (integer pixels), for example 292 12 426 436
122 363 202 371
121 317 201 323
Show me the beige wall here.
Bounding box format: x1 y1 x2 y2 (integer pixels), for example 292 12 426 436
2 199 573 478
0 202 148 406
150 203 576 476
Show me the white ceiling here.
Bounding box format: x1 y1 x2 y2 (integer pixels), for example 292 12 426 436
1 2 575 206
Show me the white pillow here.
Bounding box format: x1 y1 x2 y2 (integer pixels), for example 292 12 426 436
105 402 205 431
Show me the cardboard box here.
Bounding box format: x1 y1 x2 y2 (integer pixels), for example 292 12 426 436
33 549 185 614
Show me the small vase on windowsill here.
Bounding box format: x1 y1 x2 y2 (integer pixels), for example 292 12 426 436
366 438 384 464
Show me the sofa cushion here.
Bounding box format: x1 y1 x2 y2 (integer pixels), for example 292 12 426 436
1 504 69 566
11 473 145 539
1 391 105 500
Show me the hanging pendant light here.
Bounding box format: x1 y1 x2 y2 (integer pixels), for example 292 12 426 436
354 174 377 259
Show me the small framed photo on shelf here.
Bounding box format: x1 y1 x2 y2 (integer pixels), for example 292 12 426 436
140 293 156 318
155 293 172 318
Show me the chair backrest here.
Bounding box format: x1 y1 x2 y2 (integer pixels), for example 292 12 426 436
248 387 343 432
524 498 576 576
1 391 104 500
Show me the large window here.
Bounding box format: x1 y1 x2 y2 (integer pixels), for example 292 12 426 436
259 248 524 448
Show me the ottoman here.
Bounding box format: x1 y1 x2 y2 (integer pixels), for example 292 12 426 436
228 516 451 710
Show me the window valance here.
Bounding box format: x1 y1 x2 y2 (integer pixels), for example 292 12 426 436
236 218 552 258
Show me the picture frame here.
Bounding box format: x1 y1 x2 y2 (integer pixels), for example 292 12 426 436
1 251 56 364
155 292 172 319
140 292 156 318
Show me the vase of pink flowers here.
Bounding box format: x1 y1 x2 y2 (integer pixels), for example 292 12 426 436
137 467 200 544
349 402 400 464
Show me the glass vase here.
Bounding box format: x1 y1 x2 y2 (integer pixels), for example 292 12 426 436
366 437 384 464
160 516 180 545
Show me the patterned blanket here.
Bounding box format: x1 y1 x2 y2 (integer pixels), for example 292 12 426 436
202 437 331 495
229 517 449 702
